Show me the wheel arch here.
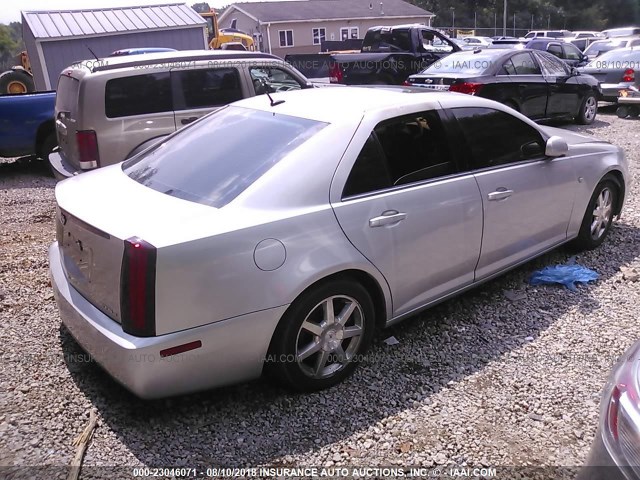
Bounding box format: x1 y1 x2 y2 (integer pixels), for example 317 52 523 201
603 170 625 216
35 120 55 158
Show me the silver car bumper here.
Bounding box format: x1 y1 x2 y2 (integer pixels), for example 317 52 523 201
48 151 79 180
600 83 635 102
49 242 287 399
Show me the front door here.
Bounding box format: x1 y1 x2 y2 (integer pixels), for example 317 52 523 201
534 50 583 118
450 106 576 279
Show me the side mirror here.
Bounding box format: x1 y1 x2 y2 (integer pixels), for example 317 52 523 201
570 66 580 76
545 136 569 157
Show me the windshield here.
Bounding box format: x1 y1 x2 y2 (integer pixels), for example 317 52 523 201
421 52 497 75
362 29 412 52
123 106 327 208
585 40 627 56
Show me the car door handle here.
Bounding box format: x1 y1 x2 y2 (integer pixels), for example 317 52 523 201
369 211 407 228
181 116 198 125
487 189 514 201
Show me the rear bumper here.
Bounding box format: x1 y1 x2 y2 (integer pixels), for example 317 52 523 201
600 83 635 102
48 151 80 180
49 242 287 399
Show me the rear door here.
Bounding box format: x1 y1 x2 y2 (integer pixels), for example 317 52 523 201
331 110 483 317
55 73 82 169
450 107 576 279
534 50 582 117
503 51 548 119
171 66 244 129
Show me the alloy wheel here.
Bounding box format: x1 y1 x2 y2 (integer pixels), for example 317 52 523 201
591 187 613 240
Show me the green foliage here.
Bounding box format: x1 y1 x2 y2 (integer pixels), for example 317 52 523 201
190 2 211 13
0 22 23 71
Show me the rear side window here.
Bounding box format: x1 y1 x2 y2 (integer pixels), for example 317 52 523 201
123 106 327 208
510 52 542 74
56 75 80 113
173 68 243 110
452 107 544 169
343 110 454 197
105 73 172 118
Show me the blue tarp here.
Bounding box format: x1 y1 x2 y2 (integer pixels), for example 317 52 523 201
529 264 599 291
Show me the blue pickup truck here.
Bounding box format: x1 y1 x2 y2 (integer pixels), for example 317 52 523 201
0 91 56 160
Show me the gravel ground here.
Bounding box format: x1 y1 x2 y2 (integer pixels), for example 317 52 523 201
1 108 640 479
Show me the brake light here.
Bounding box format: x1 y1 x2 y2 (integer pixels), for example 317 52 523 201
607 384 624 441
121 237 156 337
623 68 635 82
449 82 484 95
329 62 343 84
76 130 100 170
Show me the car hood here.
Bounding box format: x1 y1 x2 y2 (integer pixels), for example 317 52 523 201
539 126 609 146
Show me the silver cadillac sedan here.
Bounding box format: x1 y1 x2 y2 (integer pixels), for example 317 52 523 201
49 87 628 399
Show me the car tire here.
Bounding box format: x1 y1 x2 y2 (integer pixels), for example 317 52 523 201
572 177 619 251
266 279 375 392
576 92 598 124
629 106 640 118
0 70 35 94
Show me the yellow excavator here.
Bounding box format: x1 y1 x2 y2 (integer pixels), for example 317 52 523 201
200 9 255 50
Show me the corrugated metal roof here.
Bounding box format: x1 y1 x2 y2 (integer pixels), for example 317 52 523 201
22 3 205 39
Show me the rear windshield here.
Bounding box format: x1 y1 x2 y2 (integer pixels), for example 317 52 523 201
422 53 497 75
123 106 327 208
56 75 80 113
362 29 412 52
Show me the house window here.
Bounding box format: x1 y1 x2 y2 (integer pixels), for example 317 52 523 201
340 27 359 40
279 30 294 47
312 27 326 45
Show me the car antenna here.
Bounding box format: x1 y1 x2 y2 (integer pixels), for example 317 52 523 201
86 45 100 61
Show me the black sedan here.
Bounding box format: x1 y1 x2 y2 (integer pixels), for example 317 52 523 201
405 48 601 124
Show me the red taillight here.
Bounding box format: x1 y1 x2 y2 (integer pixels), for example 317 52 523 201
449 82 484 95
121 237 156 337
76 130 100 169
329 62 343 84
403 80 412 86
608 384 624 440
623 68 635 82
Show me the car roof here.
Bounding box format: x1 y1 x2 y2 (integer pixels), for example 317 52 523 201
231 86 500 124
89 49 279 73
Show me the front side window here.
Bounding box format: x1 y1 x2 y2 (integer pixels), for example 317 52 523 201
509 52 542 75
173 68 242 109
105 73 172 118
547 43 563 58
312 27 326 45
452 107 544 169
249 67 303 94
123 107 326 208
343 111 455 197
279 30 294 47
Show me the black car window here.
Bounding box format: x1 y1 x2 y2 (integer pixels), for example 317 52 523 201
343 111 455 196
173 68 243 110
500 58 517 75
510 52 542 75
105 73 172 118
342 134 392 197
374 111 455 187
452 107 545 169
535 51 570 76
563 43 582 60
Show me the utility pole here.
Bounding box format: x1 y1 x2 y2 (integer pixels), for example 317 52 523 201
494 11 497 36
531 14 534 31
513 13 516 37
503 0 507 36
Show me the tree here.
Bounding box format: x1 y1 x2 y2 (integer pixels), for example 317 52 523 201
0 24 20 71
191 2 211 13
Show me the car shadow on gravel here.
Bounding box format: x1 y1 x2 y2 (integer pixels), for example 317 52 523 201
0 155 55 182
59 222 640 467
